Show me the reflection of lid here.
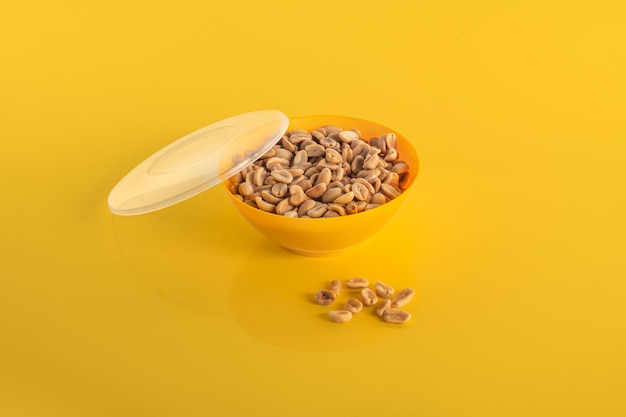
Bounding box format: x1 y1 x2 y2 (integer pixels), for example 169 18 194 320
108 110 289 215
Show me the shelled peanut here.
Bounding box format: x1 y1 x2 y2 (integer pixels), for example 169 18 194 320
315 278 414 324
229 126 410 218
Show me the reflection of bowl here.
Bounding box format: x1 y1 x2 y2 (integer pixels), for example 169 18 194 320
223 115 420 256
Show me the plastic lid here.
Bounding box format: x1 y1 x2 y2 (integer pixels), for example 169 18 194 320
108 110 289 215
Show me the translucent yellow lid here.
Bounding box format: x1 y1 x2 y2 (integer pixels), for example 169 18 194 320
108 110 289 215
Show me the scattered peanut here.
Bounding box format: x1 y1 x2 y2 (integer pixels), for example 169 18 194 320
361 288 378 306
374 281 395 298
376 299 392 317
391 288 415 308
344 298 363 314
346 277 369 289
329 310 353 323
315 289 336 306
383 309 411 324
329 279 342 295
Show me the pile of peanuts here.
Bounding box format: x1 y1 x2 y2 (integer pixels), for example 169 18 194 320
229 125 410 218
315 278 415 324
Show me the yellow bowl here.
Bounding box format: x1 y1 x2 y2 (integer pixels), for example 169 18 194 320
223 115 420 256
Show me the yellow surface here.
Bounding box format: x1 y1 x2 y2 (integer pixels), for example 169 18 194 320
1 1 625 416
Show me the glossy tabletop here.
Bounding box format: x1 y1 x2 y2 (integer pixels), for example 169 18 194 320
1 1 625 416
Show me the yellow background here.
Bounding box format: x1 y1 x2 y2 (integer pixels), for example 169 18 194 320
2 1 625 416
